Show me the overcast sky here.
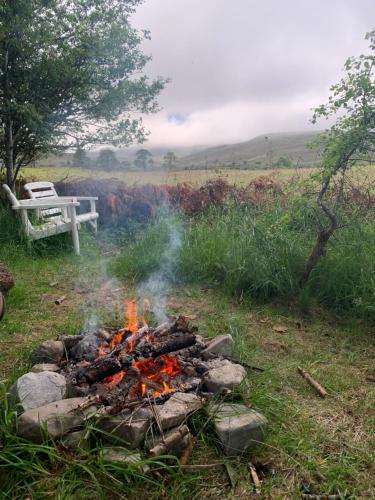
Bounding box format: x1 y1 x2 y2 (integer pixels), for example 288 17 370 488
132 0 374 148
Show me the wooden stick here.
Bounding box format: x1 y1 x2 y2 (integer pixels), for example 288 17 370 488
54 295 67 305
297 367 327 398
149 425 190 457
224 356 265 372
179 435 196 466
248 463 261 495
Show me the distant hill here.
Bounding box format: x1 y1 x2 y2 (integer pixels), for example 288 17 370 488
36 131 323 170
181 131 322 169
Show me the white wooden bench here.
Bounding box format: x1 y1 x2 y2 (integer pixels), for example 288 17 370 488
2 182 99 255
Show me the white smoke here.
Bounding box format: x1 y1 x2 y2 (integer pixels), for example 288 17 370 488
137 210 182 323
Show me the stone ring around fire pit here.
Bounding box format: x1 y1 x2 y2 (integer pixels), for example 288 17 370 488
10 316 268 462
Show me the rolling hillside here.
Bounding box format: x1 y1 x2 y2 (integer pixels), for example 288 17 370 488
181 131 322 169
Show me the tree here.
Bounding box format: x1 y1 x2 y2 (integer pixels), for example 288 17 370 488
0 0 166 189
135 148 153 170
163 151 177 169
274 156 291 168
96 148 118 170
299 30 375 288
72 147 89 168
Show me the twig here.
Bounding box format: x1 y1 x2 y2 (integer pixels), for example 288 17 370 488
54 295 67 305
297 367 327 398
225 356 265 372
248 462 261 495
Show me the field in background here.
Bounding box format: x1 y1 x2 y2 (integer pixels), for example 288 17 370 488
23 165 375 187
23 165 316 186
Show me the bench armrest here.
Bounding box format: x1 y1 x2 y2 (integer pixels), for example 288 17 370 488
13 200 80 210
56 196 99 201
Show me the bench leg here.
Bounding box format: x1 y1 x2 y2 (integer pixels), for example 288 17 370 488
69 206 80 256
89 219 98 233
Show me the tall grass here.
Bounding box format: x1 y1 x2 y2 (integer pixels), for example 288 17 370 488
112 200 375 321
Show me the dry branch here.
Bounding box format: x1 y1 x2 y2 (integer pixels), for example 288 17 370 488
54 295 67 305
248 463 261 495
297 367 327 398
148 425 190 457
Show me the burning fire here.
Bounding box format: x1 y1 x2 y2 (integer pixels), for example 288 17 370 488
99 299 182 397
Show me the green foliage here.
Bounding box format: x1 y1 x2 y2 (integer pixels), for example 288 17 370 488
273 156 291 168
313 30 375 174
0 0 166 186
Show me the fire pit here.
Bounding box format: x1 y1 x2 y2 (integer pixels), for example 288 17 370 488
10 300 267 463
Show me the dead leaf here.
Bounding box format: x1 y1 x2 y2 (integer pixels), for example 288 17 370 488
259 317 271 324
185 314 197 320
272 324 288 333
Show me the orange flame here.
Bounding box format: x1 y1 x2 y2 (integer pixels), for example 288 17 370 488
97 299 182 396
126 300 139 333
103 371 126 390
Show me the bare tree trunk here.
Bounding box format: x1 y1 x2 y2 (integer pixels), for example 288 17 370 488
299 172 338 289
3 47 15 191
5 118 15 190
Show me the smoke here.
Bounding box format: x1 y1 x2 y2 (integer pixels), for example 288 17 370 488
137 208 182 323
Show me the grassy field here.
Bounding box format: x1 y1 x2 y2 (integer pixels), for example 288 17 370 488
23 164 375 188
22 165 316 186
0 203 374 498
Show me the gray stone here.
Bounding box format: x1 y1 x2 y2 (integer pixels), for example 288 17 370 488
70 334 102 361
154 392 203 430
32 340 65 364
102 447 150 473
16 397 99 442
31 363 60 373
99 407 152 448
208 403 267 456
203 360 246 393
62 430 90 451
202 334 234 359
9 371 67 412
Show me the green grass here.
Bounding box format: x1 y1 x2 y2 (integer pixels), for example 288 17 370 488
112 201 375 322
1 200 374 498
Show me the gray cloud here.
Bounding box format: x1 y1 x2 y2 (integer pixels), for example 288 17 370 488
132 0 375 146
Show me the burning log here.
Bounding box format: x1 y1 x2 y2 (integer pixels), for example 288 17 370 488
76 332 196 385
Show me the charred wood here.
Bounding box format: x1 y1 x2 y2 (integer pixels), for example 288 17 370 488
76 332 196 385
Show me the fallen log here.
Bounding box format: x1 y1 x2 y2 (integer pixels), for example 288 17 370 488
297 367 327 398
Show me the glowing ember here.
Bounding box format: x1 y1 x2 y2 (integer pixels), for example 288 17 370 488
103 371 126 390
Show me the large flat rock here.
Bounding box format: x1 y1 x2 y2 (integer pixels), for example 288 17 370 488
9 371 67 412
154 392 203 430
99 407 153 448
203 360 246 393
16 397 99 442
208 403 267 456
